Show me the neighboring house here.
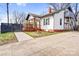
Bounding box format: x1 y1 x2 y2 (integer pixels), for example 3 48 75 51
23 7 75 32
64 16 74 30
64 9 75 30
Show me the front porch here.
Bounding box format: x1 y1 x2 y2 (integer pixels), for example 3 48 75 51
22 18 41 32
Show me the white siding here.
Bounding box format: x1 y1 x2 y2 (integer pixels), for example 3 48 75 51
40 16 54 31
53 11 64 30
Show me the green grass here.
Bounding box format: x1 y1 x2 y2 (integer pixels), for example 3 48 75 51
25 31 59 38
0 32 17 45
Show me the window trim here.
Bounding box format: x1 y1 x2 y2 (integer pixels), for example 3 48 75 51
43 18 50 25
60 18 62 25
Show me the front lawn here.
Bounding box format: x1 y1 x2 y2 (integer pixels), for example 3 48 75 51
25 31 59 38
0 32 17 45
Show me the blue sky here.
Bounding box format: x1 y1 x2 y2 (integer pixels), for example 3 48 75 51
0 3 78 23
9 3 49 14
0 3 49 23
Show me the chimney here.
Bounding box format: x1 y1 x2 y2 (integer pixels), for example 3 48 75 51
48 7 52 13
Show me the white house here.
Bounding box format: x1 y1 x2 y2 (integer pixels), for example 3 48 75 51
25 7 75 32
39 8 75 32
40 10 64 32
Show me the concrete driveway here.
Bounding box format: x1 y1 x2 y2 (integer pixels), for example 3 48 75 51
0 31 79 56
14 32 33 41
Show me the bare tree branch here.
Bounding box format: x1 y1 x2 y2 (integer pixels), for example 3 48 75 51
13 11 26 24
49 3 70 11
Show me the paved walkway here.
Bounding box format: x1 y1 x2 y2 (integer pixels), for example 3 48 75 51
14 32 33 41
0 32 79 55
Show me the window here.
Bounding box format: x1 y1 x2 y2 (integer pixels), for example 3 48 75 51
43 18 50 25
47 18 50 25
43 19 45 25
46 19 48 25
60 18 62 25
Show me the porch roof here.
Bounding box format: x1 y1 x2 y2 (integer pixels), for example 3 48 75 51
29 13 41 18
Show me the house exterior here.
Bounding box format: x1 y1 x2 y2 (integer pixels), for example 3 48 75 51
39 9 75 32
23 7 75 32
40 10 65 32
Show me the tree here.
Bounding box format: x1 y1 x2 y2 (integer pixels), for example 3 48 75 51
49 3 70 11
13 11 26 24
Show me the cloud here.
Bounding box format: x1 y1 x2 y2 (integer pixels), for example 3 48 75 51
16 3 27 6
0 13 15 23
0 15 7 23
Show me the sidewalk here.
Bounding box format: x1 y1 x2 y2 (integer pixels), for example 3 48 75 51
14 32 33 41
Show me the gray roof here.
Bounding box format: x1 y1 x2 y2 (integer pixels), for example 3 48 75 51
27 4 73 19
28 8 66 18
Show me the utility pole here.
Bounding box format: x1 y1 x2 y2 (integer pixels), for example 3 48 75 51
7 3 9 24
